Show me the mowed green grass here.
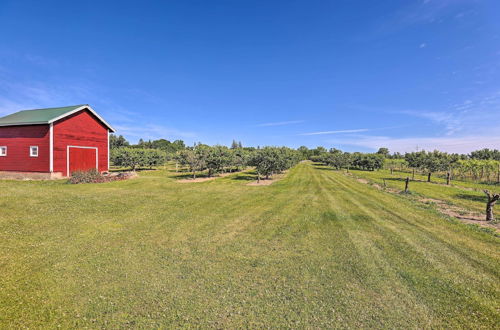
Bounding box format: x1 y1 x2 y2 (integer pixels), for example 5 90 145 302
0 163 499 328
350 168 499 214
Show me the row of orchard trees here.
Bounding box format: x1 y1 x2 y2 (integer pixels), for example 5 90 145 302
381 150 500 184
175 145 300 179
314 147 500 184
110 133 301 177
315 148 385 171
110 148 167 171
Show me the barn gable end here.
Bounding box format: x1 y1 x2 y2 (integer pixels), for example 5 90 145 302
53 109 110 176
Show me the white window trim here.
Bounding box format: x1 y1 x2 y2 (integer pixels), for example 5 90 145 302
67 146 98 177
30 146 39 157
0 146 6 156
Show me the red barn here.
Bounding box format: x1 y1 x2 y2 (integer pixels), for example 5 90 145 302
0 105 115 178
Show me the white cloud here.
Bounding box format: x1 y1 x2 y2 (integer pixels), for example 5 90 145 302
420 43 427 48
300 129 370 136
257 120 304 127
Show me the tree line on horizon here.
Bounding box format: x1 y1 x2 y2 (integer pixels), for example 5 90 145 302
109 134 500 183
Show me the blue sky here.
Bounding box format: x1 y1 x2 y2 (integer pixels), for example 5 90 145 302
0 0 499 153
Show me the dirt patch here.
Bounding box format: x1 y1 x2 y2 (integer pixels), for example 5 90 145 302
177 171 239 183
356 178 369 184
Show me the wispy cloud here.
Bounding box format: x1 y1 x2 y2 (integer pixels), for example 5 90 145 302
328 134 500 154
397 90 500 136
368 0 478 38
257 120 304 127
300 129 369 136
114 124 196 140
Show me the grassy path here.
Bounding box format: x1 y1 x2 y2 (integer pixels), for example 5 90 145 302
0 162 499 328
350 168 499 214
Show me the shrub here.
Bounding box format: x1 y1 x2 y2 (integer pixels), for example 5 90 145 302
69 169 105 184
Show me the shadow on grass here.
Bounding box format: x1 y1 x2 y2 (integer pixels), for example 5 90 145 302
110 168 157 173
171 172 210 180
231 173 257 181
313 166 336 171
455 193 486 203
229 169 257 181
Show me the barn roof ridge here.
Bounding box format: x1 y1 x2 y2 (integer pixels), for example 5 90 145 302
0 104 115 132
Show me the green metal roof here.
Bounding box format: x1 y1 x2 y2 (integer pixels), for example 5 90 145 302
0 104 115 132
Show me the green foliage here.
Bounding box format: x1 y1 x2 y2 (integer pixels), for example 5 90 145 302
405 151 455 180
109 134 130 149
384 158 408 170
469 148 500 161
206 145 233 176
111 147 166 170
232 148 249 170
249 147 300 178
176 148 207 178
136 138 186 154
454 159 500 182
376 147 390 157
351 153 384 171
322 149 352 169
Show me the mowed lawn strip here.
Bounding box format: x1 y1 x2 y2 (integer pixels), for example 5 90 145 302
349 168 500 214
0 163 499 328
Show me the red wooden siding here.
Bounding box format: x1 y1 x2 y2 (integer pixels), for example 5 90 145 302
53 109 109 176
0 125 50 172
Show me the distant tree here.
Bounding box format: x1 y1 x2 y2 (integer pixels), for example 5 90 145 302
311 146 327 156
392 152 404 159
109 134 130 149
238 141 243 148
351 153 384 171
323 150 352 170
470 149 500 161
231 140 239 149
297 146 310 160
376 147 390 158
406 150 451 182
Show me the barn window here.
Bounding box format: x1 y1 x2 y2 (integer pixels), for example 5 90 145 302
30 146 39 157
0 146 6 156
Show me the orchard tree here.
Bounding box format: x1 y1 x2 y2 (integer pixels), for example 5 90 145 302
206 145 232 176
470 148 500 161
232 148 249 171
376 147 390 158
177 148 206 179
249 147 299 181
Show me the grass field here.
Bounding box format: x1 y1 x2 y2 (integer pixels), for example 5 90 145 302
1 162 499 328
350 168 499 215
